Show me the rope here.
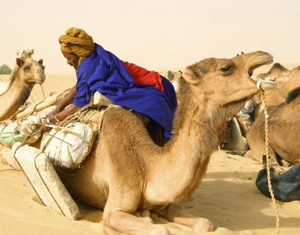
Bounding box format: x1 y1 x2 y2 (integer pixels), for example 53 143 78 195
40 84 46 99
260 89 280 235
38 104 105 156
0 168 19 172
10 89 70 120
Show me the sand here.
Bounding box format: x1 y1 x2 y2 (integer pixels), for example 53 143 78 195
1 150 300 235
1 72 300 235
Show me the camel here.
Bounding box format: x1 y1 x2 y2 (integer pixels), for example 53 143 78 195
251 63 300 115
216 58 292 153
234 63 293 126
38 51 272 234
246 86 300 166
0 52 45 121
246 64 300 165
223 63 300 153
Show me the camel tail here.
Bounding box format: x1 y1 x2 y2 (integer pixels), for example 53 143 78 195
285 87 300 104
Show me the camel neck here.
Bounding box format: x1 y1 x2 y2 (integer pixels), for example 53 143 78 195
145 83 228 203
168 83 227 156
0 74 32 121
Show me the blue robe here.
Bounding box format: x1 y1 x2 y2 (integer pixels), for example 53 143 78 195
74 43 177 139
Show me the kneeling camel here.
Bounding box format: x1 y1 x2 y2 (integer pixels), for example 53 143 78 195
47 51 273 234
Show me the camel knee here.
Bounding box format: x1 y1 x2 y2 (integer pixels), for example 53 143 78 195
103 210 119 228
103 211 130 232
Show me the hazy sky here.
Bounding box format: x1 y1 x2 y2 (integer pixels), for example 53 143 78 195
1 0 300 74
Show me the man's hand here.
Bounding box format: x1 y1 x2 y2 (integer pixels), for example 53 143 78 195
40 116 52 132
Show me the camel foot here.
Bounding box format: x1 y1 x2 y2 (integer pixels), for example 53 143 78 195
135 209 153 223
155 204 214 232
150 225 170 235
104 209 171 235
192 218 214 232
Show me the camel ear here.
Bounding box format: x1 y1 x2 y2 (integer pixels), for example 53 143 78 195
182 68 202 84
16 58 24 67
38 59 43 65
27 49 34 56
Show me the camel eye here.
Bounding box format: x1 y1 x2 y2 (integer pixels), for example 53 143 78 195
23 66 30 72
220 65 231 73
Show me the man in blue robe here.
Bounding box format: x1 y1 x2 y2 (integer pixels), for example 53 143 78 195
46 27 177 143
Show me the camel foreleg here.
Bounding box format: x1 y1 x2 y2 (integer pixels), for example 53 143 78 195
154 204 214 233
103 193 170 235
104 210 170 235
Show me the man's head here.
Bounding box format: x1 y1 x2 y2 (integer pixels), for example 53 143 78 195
62 51 80 70
59 27 95 69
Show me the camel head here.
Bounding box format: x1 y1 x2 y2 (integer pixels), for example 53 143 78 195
182 51 273 115
15 56 45 85
16 49 34 59
258 63 289 82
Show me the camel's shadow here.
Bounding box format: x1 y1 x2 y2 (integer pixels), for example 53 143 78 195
185 175 300 231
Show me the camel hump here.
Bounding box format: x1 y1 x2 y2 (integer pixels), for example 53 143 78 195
271 63 287 71
286 87 300 104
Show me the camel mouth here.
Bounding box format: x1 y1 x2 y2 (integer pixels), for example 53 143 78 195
29 77 45 85
248 59 273 76
224 96 253 109
36 79 45 84
247 53 273 76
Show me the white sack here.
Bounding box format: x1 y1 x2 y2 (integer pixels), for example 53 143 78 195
41 122 95 169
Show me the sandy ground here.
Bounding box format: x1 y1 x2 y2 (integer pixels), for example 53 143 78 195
1 150 300 235
1 72 300 234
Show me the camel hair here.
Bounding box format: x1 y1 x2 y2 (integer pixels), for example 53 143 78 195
0 51 45 121
246 87 300 166
48 51 273 234
261 63 300 104
246 65 300 166
248 63 300 118
221 63 298 152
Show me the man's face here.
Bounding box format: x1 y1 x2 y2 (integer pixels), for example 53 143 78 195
62 51 79 70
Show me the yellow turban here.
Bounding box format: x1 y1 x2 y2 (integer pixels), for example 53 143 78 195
58 27 95 65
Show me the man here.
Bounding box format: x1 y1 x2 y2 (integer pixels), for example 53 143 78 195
46 27 177 142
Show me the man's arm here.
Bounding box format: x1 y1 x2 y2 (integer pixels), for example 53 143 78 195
49 103 80 123
44 85 79 126
55 85 77 112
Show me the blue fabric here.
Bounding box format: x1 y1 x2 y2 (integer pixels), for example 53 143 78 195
74 44 177 139
242 100 257 122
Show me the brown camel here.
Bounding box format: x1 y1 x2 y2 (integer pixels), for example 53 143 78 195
45 51 273 234
252 63 300 114
246 86 300 166
0 53 45 121
246 64 300 165
224 63 299 153
219 63 291 152
219 64 290 152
